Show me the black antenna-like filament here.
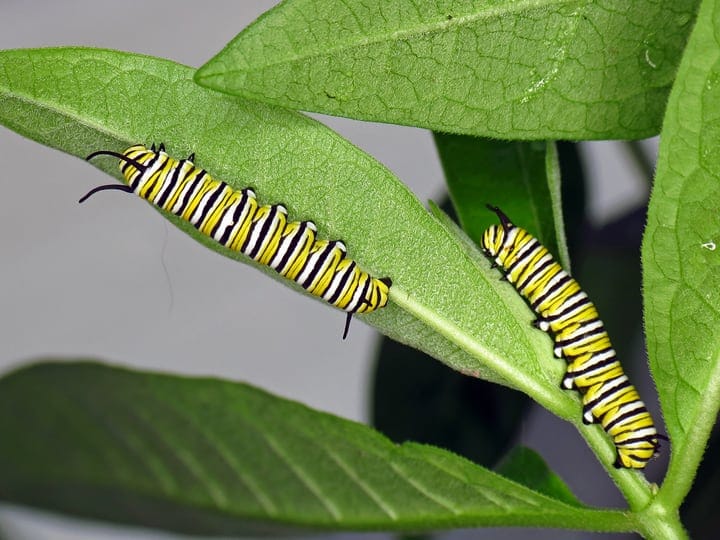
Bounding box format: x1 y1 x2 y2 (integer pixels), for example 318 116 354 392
342 277 391 339
80 150 146 203
486 204 513 231
78 184 134 203
85 150 146 171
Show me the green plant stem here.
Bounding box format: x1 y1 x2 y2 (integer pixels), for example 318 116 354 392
634 502 689 540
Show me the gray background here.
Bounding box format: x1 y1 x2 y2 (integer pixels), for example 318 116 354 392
0 2 658 539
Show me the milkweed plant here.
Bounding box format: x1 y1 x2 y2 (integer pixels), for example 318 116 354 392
0 1 718 539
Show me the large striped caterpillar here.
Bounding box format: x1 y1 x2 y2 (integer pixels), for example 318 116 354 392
81 144 391 338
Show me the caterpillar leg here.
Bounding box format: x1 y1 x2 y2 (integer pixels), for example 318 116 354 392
560 372 576 391
532 317 550 331
581 404 598 425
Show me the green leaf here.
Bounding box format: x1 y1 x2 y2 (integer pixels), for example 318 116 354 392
642 0 720 512
196 0 698 140
0 46 579 417
0 361 637 535
433 136 570 269
496 447 582 508
371 330 530 468
428 201 491 270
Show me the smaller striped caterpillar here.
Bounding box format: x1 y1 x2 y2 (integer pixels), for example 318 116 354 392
481 205 665 469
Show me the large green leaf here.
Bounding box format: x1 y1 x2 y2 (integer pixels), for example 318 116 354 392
642 0 720 512
0 47 576 411
196 0 698 140
0 361 636 535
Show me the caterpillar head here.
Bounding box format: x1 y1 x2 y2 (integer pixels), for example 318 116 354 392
481 205 514 258
81 144 172 203
80 147 149 202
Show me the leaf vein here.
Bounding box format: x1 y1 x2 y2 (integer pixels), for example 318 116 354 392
262 431 343 521
123 398 230 510
387 461 461 514
158 399 280 516
324 447 398 520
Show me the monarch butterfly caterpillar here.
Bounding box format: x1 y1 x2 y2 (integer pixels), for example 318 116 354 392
481 205 664 469
80 143 392 339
